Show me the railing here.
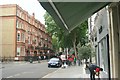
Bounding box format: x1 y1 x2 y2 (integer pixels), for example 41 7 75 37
1 57 14 62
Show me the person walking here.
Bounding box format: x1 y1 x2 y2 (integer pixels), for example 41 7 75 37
78 59 81 66
88 64 103 80
74 57 76 66
38 56 41 63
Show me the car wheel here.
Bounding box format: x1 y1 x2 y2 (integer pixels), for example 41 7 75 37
60 64 62 67
48 65 51 68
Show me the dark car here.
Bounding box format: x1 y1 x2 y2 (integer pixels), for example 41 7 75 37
48 58 62 68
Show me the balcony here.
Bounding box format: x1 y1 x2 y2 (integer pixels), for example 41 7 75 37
27 31 32 35
17 28 26 32
28 45 34 50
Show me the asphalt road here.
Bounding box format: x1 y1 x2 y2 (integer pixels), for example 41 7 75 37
1 61 58 78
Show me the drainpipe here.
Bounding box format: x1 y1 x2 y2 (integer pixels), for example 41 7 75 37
107 34 111 80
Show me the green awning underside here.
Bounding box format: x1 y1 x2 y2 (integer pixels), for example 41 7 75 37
39 1 110 33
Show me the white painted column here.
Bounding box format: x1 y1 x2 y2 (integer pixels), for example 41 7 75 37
116 3 120 79
108 4 119 78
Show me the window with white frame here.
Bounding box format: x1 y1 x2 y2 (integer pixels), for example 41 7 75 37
20 11 22 18
22 23 24 29
17 47 20 56
21 33 25 42
27 26 30 32
28 17 30 23
21 13 24 19
20 22 22 28
32 29 34 33
28 35 30 44
16 20 21 28
21 22 23 29
30 27 32 32
17 32 20 41
16 20 19 28
17 9 19 16
21 47 25 56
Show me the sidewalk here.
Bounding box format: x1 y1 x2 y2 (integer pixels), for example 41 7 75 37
42 64 90 78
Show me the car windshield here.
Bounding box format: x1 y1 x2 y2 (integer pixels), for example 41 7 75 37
49 58 59 62
50 60 58 62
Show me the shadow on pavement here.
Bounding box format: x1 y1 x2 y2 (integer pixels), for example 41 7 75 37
85 68 90 74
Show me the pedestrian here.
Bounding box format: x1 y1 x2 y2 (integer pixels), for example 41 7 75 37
78 59 80 66
38 56 41 63
44 56 46 60
74 57 76 66
88 64 103 80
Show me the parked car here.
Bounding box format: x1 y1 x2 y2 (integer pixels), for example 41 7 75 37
48 58 62 68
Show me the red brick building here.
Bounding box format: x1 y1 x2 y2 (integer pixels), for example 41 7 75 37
0 4 52 61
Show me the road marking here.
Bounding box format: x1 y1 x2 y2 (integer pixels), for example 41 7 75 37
42 68 61 78
6 72 34 78
22 72 34 74
6 76 13 78
14 74 20 76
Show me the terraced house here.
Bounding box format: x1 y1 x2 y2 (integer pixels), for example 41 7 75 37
0 4 52 61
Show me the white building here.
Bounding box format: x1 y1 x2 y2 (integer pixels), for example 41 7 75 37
88 7 110 78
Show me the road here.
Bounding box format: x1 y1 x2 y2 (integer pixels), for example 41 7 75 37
1 61 58 78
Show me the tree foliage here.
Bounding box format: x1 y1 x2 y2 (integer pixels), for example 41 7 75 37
44 12 64 51
44 12 88 55
78 45 92 60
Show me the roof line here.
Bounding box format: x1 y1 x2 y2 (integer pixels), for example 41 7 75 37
48 0 69 30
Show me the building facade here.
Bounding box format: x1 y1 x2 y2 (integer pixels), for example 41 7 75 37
88 8 110 78
89 3 120 79
0 4 52 61
108 2 120 79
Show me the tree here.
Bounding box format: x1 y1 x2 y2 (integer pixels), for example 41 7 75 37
78 45 92 62
44 12 88 57
52 35 59 52
68 21 88 58
44 12 64 51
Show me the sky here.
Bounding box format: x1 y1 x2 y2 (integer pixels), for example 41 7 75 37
0 0 46 24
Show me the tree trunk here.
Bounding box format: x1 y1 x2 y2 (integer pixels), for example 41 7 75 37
72 33 77 59
90 56 92 63
85 58 88 68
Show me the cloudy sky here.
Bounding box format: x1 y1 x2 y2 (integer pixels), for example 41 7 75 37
0 0 46 24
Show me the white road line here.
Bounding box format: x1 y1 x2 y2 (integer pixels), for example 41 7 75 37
6 76 13 78
6 72 33 78
42 68 61 78
14 74 20 76
22 72 34 74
